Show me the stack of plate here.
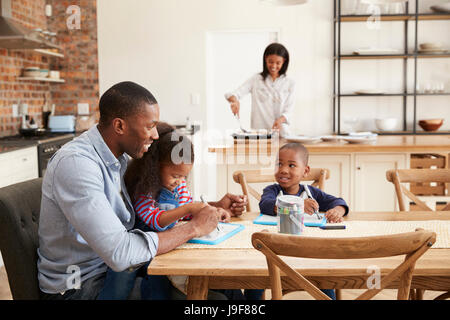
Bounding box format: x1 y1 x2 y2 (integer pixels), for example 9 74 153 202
418 43 448 54
342 132 378 144
284 135 321 144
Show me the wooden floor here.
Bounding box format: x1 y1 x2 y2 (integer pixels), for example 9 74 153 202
0 266 445 300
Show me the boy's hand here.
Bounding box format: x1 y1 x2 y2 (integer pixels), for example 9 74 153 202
325 206 346 223
304 198 319 215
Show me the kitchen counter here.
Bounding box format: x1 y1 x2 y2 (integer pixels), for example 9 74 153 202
208 135 450 154
0 132 75 155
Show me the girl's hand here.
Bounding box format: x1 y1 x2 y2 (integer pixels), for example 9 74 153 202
304 198 319 215
216 208 231 223
325 206 346 223
188 202 209 215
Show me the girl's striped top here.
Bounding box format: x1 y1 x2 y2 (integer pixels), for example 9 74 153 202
133 180 193 231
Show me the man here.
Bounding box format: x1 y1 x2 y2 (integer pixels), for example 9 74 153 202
37 81 247 299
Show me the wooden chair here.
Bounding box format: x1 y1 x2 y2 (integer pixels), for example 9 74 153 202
386 169 450 300
252 229 436 300
233 168 330 212
386 169 450 212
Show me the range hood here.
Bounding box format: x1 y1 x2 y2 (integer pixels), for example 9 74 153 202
0 0 60 49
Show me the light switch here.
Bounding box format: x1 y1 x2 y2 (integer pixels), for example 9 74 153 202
77 103 90 115
19 103 28 115
190 93 200 106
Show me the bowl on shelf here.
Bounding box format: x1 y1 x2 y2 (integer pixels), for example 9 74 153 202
375 118 397 131
418 119 444 132
419 42 442 50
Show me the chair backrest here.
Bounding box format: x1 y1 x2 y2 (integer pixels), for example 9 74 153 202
386 169 450 211
252 229 436 300
233 168 330 212
0 178 43 300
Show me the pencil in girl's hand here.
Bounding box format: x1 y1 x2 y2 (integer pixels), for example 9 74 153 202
200 194 220 232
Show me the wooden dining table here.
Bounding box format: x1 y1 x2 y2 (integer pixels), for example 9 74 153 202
147 211 450 300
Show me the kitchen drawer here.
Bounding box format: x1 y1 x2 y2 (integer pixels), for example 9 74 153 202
0 147 38 188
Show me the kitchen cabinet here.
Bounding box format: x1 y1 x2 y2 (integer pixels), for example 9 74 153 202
0 147 39 188
354 153 408 211
309 154 351 206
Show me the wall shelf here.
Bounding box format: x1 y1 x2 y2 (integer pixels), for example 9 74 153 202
33 49 64 58
337 13 450 22
17 77 65 83
333 0 450 135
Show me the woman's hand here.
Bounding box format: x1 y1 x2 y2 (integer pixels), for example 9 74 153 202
228 96 240 116
230 101 240 116
304 198 319 215
325 206 346 223
272 116 286 130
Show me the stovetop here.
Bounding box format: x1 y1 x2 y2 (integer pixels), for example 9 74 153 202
0 132 75 146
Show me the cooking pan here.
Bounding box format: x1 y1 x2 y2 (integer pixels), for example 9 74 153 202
19 128 47 137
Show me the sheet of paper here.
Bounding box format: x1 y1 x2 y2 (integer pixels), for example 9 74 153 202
253 213 326 227
188 223 244 245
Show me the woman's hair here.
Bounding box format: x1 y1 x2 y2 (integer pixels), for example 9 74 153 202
260 42 290 80
124 122 194 200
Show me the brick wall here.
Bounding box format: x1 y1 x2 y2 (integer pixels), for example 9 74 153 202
0 0 99 137
0 0 50 137
48 0 99 118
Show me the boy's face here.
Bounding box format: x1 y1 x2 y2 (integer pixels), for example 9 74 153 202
160 163 193 192
275 148 310 190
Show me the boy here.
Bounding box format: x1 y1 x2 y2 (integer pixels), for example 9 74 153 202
259 142 348 223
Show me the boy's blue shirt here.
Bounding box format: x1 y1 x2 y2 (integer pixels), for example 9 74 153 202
259 183 349 216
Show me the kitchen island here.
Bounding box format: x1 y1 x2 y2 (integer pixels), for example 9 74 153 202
208 135 450 212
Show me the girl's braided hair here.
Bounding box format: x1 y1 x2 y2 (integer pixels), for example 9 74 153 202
124 122 194 201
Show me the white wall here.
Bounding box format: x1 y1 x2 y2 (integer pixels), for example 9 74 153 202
97 0 450 197
97 0 335 135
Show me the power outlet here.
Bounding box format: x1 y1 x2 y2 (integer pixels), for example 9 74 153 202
12 104 18 117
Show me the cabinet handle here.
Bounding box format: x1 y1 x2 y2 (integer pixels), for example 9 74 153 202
22 158 28 162
356 166 361 170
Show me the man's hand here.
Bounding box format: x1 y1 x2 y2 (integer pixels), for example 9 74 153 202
190 206 219 238
215 193 248 217
325 206 346 223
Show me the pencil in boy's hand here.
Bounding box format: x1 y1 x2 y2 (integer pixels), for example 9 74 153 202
304 185 322 220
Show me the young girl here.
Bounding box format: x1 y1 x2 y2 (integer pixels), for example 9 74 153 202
97 122 230 300
225 42 296 137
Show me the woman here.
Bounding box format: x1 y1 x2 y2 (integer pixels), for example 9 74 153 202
225 42 296 137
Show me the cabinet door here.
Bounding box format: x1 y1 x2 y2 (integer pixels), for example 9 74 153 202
309 154 352 208
0 147 38 188
354 153 407 212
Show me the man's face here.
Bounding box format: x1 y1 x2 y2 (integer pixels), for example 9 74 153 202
122 103 160 159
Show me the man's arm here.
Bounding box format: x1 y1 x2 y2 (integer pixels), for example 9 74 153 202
156 205 218 255
53 155 158 272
